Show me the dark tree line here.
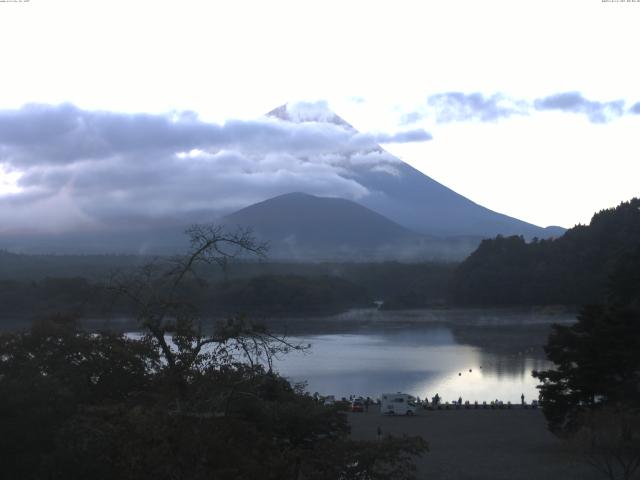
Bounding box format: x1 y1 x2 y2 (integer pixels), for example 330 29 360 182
0 260 455 329
0 317 427 480
0 274 371 326
450 198 640 306
212 274 371 315
0 277 111 320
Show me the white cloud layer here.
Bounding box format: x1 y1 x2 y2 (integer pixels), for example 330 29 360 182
0 103 430 233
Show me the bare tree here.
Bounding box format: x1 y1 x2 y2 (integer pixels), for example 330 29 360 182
110 224 305 411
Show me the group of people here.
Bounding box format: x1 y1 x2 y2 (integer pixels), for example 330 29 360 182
348 395 374 411
421 393 528 408
328 392 532 409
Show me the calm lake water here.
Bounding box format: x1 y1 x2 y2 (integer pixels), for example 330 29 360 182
268 308 575 404
84 307 575 405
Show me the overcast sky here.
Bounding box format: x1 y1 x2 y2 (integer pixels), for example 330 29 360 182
0 0 639 232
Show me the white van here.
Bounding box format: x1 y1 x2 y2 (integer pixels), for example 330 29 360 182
380 393 417 416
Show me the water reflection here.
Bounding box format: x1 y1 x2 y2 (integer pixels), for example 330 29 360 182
272 308 573 403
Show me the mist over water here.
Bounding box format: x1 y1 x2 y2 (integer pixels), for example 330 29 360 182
118 307 572 404
272 308 572 403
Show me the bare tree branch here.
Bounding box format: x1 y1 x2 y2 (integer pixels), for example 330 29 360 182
106 223 306 413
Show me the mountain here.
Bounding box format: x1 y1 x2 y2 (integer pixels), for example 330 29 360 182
350 164 565 238
224 192 480 260
268 104 564 239
0 103 564 256
225 192 416 248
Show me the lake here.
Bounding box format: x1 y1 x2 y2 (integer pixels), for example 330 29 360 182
72 306 575 405
268 307 575 404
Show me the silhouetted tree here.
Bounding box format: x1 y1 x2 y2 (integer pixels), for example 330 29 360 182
0 225 429 479
108 224 297 410
533 247 640 480
533 304 640 433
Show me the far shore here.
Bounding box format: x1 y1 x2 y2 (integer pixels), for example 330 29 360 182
0 305 578 334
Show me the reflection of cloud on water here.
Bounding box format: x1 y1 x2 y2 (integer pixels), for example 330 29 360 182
479 355 549 380
411 369 541 405
278 331 475 376
449 323 552 376
275 329 546 401
128 309 556 402
270 309 567 402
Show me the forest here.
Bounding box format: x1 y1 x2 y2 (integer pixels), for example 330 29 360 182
0 250 455 330
449 198 640 306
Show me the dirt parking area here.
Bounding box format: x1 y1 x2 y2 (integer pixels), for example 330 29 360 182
348 406 600 480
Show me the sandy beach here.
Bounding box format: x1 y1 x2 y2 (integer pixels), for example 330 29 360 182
348 406 601 480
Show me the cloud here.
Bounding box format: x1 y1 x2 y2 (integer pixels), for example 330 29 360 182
349 151 401 166
273 101 432 144
428 92 527 123
533 92 625 123
371 164 400 177
2 102 421 168
400 111 423 125
401 92 527 124
282 100 337 123
373 129 433 143
0 103 426 234
401 91 639 125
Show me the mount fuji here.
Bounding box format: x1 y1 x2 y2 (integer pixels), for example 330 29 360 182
266 103 564 239
0 102 564 257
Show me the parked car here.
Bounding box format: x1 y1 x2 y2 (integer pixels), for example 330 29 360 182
351 399 364 412
380 393 417 415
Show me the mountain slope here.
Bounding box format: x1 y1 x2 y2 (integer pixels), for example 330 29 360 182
268 104 564 239
351 161 564 238
224 192 479 260
224 192 416 256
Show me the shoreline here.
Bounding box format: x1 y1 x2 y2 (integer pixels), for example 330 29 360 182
0 305 578 334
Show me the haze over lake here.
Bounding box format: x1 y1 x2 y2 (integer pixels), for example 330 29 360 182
271 308 574 403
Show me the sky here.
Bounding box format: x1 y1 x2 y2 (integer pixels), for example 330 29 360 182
0 0 639 233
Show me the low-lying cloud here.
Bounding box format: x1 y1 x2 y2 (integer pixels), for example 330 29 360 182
0 103 430 234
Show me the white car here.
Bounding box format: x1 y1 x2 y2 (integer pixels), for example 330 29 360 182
380 393 417 416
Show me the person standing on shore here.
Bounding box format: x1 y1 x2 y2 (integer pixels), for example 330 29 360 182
521 393 525 406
